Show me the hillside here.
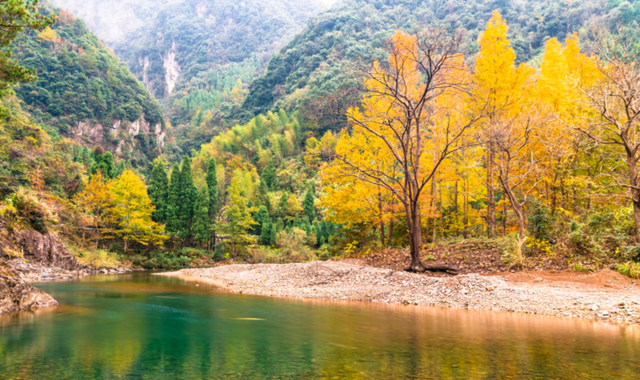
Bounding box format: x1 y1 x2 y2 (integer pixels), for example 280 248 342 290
52 0 337 156
13 6 166 168
243 0 640 126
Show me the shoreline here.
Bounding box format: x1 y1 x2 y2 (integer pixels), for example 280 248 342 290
159 260 640 325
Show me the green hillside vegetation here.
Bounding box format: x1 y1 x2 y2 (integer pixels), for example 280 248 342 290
13 6 166 169
105 0 334 158
243 0 640 124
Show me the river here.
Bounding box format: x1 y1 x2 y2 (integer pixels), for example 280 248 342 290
0 272 638 379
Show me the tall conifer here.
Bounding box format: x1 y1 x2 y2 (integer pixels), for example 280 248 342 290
179 156 198 240
303 185 316 221
166 163 182 233
148 161 169 223
193 185 210 246
206 159 219 244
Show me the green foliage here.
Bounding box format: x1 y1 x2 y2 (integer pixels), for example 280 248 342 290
0 0 55 98
243 0 640 128
527 200 554 242
192 185 210 243
91 149 117 179
166 163 182 233
148 161 169 223
178 156 198 239
206 158 219 226
12 5 165 168
303 185 316 221
617 261 640 278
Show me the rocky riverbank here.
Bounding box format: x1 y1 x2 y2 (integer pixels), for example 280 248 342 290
161 260 640 325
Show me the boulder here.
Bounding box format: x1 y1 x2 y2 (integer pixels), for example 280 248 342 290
0 271 58 315
14 230 84 271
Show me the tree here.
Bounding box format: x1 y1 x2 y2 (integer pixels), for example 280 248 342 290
260 220 272 245
148 161 169 223
206 158 219 244
303 185 316 221
166 163 182 233
327 29 478 272
224 174 256 256
0 0 55 98
91 149 117 179
473 11 530 238
573 29 640 242
262 159 276 190
473 12 538 262
253 205 269 236
193 185 210 246
104 170 166 252
178 156 198 241
73 171 110 248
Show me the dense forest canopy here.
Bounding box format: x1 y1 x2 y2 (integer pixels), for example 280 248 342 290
242 0 640 126
12 5 166 169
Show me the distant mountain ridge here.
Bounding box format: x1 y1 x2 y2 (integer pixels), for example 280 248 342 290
242 0 640 123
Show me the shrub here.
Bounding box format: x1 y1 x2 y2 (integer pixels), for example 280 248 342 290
617 261 640 279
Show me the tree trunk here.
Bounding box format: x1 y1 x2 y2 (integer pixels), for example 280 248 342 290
379 221 386 247
388 220 394 247
487 142 496 237
407 202 425 272
464 177 469 239
432 175 437 244
626 154 640 243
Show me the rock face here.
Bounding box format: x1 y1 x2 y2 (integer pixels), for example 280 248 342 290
12 231 84 271
0 270 58 315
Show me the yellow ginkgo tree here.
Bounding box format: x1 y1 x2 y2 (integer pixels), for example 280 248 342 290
325 28 482 273
104 170 166 252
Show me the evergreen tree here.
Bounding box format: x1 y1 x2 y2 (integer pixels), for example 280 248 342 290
193 185 210 245
276 218 284 236
206 158 219 242
253 205 269 236
166 163 182 233
269 222 277 246
258 179 272 214
179 156 198 240
262 159 276 190
277 191 289 219
260 221 272 245
303 185 316 221
91 148 117 179
148 161 169 223
294 215 301 229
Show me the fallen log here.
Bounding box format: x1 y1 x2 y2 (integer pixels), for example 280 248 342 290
406 264 460 275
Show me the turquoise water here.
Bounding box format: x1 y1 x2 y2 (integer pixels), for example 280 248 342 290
0 272 639 379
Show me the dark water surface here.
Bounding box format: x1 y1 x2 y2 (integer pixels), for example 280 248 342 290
0 272 639 379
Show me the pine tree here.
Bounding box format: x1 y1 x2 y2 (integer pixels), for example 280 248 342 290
91 148 117 179
262 159 276 190
269 222 277 246
206 158 219 243
253 205 269 235
303 185 316 221
260 221 272 245
258 179 272 214
193 185 210 245
277 191 289 219
179 156 198 240
166 163 182 233
148 161 169 223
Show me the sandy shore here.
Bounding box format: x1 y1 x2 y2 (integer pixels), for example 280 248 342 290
159 260 640 324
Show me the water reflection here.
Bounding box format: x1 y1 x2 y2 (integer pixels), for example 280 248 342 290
0 272 637 379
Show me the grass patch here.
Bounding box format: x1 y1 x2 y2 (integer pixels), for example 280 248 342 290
70 244 121 268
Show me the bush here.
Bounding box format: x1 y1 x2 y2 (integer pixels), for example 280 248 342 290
72 245 120 268
617 261 640 279
6 188 57 233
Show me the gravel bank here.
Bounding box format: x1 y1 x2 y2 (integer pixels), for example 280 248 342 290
161 261 640 324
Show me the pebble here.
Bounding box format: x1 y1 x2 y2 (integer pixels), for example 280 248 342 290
172 261 640 325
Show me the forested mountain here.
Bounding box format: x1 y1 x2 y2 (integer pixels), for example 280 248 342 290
52 0 337 156
243 0 640 123
13 6 166 168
